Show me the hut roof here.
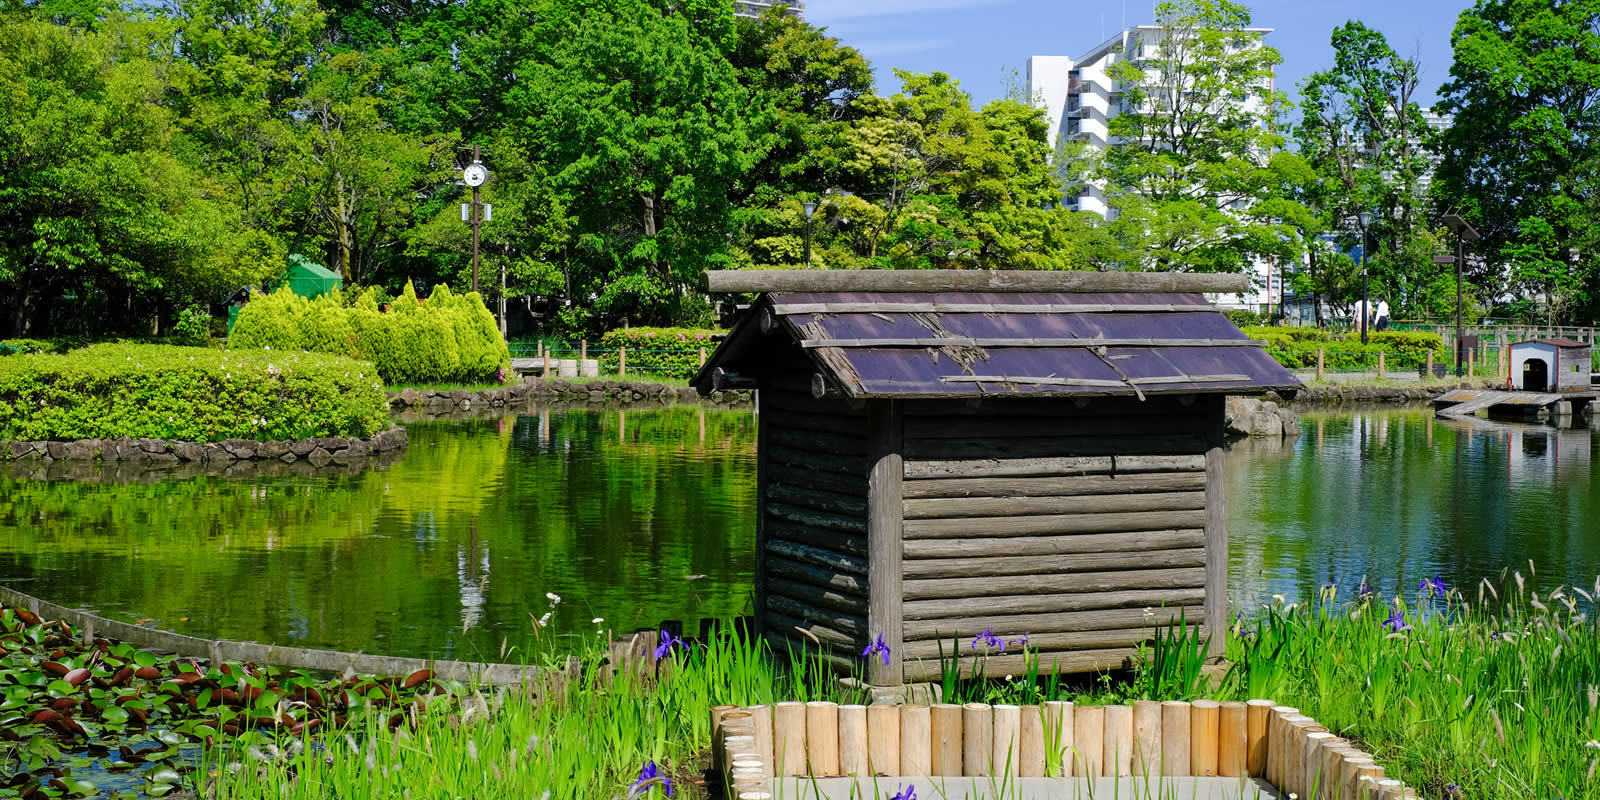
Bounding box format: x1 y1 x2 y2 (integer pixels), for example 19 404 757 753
693 271 1301 400
1515 338 1590 349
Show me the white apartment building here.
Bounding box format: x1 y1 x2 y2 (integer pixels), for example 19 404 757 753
1028 25 1278 311
735 0 804 19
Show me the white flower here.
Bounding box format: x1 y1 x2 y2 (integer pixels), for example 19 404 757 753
545 592 562 604
592 618 604 625
264 346 270 351
537 612 552 627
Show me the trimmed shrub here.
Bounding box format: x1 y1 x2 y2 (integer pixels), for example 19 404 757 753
1239 326 1448 372
229 282 510 385
0 343 390 442
597 327 723 379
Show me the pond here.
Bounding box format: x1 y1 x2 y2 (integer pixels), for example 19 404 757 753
1 404 1596 661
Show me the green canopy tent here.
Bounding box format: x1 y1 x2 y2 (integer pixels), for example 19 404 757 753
284 254 343 298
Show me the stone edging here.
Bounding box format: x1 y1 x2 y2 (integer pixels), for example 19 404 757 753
386 377 751 409
2 427 407 466
1289 380 1490 404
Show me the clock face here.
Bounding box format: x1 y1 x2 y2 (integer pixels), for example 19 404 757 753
463 164 488 187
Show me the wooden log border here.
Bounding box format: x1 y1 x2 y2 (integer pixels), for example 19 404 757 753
718 699 1418 799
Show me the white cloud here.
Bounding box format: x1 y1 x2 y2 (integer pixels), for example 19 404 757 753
807 0 1008 22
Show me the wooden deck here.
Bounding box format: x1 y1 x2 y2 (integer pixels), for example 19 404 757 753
1433 388 1598 418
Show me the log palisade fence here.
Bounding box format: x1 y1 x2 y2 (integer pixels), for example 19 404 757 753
713 701 1416 800
692 270 1302 686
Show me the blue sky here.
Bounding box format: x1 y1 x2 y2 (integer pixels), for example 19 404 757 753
807 0 1475 109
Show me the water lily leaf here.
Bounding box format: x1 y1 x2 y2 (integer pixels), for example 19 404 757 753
146 767 180 785
131 653 156 670
100 707 129 726
154 731 182 747
46 679 75 697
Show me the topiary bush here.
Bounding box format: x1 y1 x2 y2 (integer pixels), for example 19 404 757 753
597 327 722 380
0 343 390 442
229 282 510 385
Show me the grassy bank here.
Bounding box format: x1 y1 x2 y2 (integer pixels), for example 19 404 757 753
186 570 1600 800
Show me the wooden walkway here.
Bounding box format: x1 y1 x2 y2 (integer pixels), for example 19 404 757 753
1433 388 1598 418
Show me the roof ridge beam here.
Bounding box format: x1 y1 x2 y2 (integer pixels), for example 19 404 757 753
703 270 1251 295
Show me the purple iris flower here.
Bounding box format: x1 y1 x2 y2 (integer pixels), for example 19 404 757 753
629 761 673 797
1383 610 1409 632
653 630 684 662
1418 575 1448 598
971 628 1004 653
862 634 891 666
1358 579 1374 599
1008 632 1031 650
889 785 917 800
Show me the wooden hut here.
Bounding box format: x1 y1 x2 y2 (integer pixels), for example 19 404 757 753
691 270 1301 686
1509 338 1593 393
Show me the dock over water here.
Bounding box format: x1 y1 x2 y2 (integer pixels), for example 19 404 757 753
1433 388 1597 420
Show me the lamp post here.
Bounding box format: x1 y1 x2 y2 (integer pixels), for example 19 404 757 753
460 146 489 294
1357 211 1372 345
802 201 817 269
1441 214 1482 377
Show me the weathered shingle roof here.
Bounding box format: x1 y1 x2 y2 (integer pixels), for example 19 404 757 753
694 289 1301 400
1516 338 1590 349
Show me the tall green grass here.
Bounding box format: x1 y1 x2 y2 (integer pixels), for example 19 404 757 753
201 570 1600 799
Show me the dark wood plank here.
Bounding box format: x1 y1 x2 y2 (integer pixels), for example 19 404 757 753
767 464 869 498
902 491 1206 520
765 522 867 558
768 578 870 617
766 502 869 534
903 472 1206 500
703 269 1249 294
901 649 1140 683
903 434 1209 460
768 557 868 597
904 530 1204 559
768 427 869 456
905 415 1209 441
767 444 868 476
902 549 1206 580
903 606 1204 640
904 455 1207 480
766 538 867 576
903 509 1207 539
768 482 869 517
901 628 1163 659
765 595 868 638
903 568 1206 601
902 588 1208 619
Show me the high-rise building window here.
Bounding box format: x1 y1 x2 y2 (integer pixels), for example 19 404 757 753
734 1 805 19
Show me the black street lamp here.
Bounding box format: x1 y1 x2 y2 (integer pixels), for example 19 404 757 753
802 201 817 269
1441 214 1482 377
1357 211 1372 345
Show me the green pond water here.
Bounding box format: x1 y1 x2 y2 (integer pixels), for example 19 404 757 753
0 405 1596 661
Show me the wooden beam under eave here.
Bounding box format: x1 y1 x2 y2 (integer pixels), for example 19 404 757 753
702 270 1252 295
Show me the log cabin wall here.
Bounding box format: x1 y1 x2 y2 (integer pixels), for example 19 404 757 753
894 395 1224 683
755 382 873 672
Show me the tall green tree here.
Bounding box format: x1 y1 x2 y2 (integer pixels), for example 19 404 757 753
1434 0 1600 323
1101 0 1307 273
510 0 764 326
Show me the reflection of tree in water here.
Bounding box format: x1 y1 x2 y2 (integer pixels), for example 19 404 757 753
0 405 757 660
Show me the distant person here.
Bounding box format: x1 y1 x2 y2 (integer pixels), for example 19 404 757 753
1375 301 1391 332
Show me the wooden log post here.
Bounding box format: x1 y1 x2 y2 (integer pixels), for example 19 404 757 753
1191 700 1220 777
1319 742 1352 800
580 339 587 362
963 703 993 777
1468 346 1475 377
1204 395 1227 657
1132 700 1162 777
867 400 905 686
1103 703 1134 777
901 705 932 777
750 705 776 779
711 705 738 775
1019 704 1046 778
1377 351 1386 379
1161 702 1191 776
1218 701 1247 777
1302 731 1336 800
699 346 707 368
1425 349 1433 378
1043 701 1074 777
1245 700 1273 778
867 704 900 776
773 702 806 777
618 346 627 376
1267 706 1299 787
839 705 868 777
992 704 1021 777
543 349 552 378
931 704 963 776
806 702 840 777
1073 705 1105 778
1317 348 1326 381
1285 717 1323 798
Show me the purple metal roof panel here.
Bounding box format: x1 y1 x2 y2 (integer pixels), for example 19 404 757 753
770 291 1215 308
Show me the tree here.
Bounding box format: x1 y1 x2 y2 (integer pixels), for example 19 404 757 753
511 0 763 326
1100 0 1306 273
0 18 268 336
1434 0 1600 324
1298 21 1440 317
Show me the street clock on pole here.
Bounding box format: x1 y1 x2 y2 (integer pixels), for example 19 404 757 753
462 162 488 187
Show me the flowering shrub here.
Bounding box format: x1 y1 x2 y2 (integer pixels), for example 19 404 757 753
597 327 724 380
230 282 511 385
0 343 390 441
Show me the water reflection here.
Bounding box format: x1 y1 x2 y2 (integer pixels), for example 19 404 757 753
0 406 757 661
1227 407 1600 610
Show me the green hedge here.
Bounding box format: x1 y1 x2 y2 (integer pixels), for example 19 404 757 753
229 282 510 385
0 344 390 442
1240 327 1448 371
597 327 722 380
